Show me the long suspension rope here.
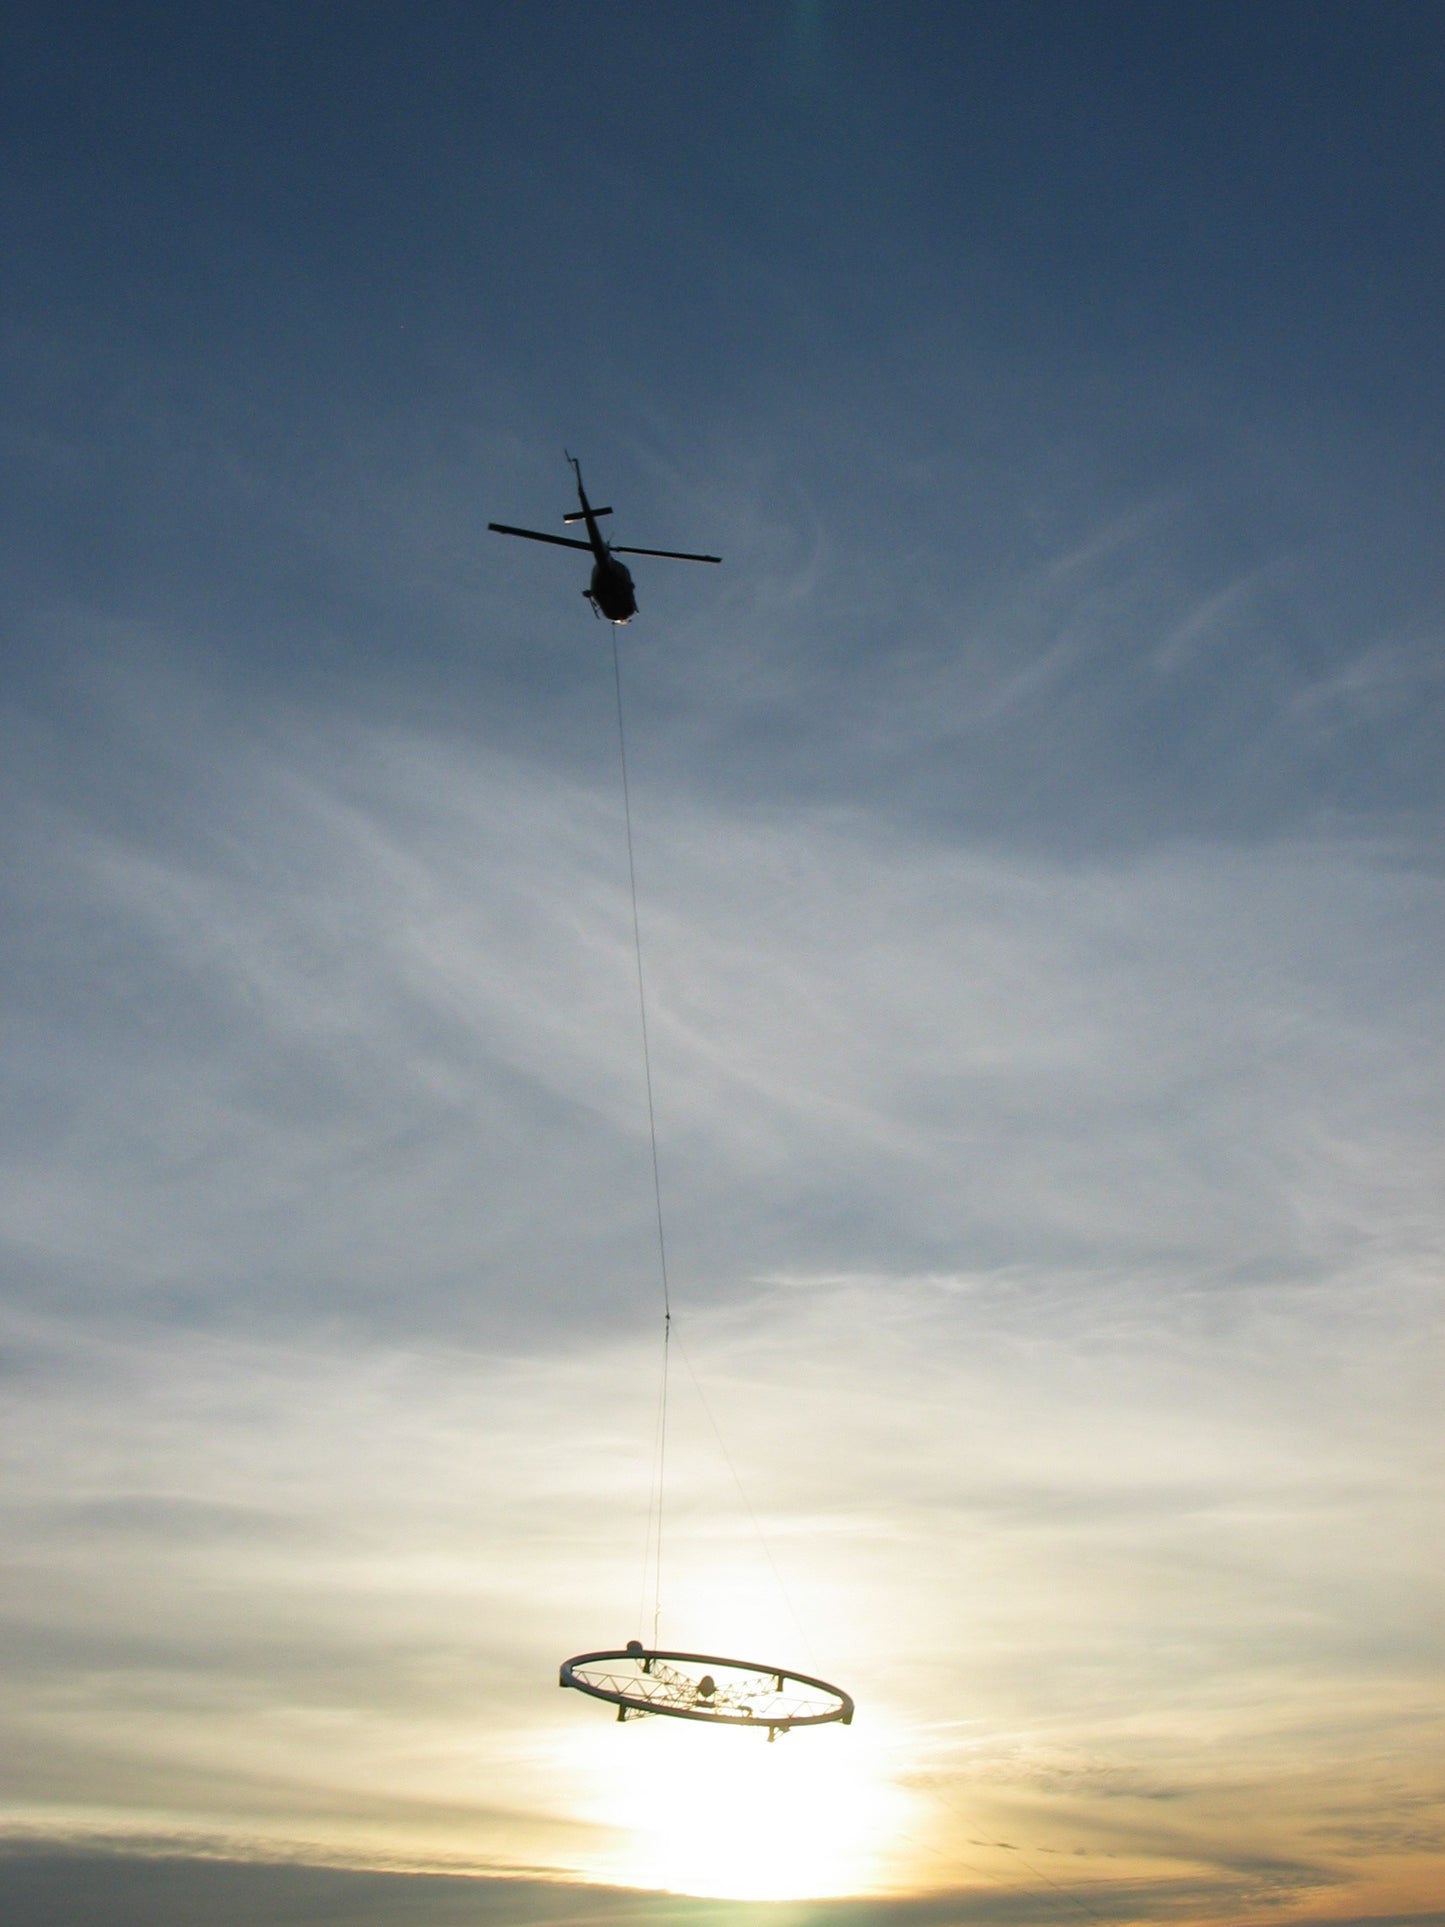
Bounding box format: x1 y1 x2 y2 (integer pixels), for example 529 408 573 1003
612 626 671 1650
610 627 805 1662
607 622 1108 1927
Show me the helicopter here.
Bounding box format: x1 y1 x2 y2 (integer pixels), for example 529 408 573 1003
489 455 720 623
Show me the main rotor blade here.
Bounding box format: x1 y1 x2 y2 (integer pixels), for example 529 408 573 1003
488 523 594 551
611 545 722 564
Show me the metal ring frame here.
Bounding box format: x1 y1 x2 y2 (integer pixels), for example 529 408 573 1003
560 1644 854 1739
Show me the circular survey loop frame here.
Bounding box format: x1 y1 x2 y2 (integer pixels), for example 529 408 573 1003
559 1646 854 1735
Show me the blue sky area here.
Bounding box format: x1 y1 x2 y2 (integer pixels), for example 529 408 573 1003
2 5 1442 1924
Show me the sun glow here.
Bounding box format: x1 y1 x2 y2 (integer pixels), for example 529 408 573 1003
565 1707 909 1902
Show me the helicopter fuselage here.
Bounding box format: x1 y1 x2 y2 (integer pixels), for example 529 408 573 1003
588 552 637 624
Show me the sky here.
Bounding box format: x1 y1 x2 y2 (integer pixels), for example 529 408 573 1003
1 1 1442 1922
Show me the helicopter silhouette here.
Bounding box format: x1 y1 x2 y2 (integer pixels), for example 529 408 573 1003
489 455 720 623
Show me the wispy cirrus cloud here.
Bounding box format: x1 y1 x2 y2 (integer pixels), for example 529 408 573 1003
0 645 1440 1911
